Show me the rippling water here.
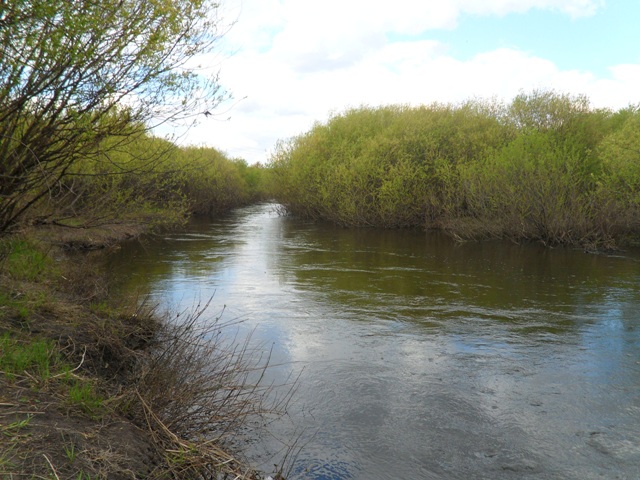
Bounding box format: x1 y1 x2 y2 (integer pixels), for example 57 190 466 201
106 203 640 479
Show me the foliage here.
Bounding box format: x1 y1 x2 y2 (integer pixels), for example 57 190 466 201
49 131 190 229
172 147 267 216
67 381 105 417
270 102 511 226
0 0 227 234
594 107 640 238
269 91 640 248
35 134 267 229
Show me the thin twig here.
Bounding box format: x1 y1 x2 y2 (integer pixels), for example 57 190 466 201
52 346 87 378
42 454 61 480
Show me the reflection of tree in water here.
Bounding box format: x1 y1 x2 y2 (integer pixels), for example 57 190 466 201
273 214 639 339
102 204 640 480
104 203 640 336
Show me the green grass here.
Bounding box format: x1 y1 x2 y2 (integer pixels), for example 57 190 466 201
89 300 112 315
0 291 31 321
67 381 105 418
0 415 31 472
1 414 32 437
0 238 54 281
62 436 77 464
0 334 104 418
0 442 17 470
0 334 59 382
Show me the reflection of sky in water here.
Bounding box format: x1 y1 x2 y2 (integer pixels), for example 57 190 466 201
575 294 640 390
108 204 640 480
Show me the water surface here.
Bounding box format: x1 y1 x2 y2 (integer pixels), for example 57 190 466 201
107 203 640 479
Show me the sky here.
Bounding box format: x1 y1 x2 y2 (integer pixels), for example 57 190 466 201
169 0 640 164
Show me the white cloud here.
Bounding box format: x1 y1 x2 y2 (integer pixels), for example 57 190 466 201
586 64 640 109
167 0 636 164
223 0 604 56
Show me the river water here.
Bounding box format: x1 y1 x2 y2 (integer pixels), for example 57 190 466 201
106 203 640 479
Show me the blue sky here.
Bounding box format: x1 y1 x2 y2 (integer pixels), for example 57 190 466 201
174 0 640 164
432 3 639 76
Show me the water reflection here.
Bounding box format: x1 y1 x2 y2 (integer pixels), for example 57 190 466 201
105 203 640 479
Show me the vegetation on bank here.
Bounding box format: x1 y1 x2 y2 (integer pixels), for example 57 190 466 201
0 0 270 236
3 112 268 235
0 236 289 479
46 130 269 232
269 91 640 249
1 2 281 476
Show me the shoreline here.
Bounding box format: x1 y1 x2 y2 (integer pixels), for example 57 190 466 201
0 223 270 479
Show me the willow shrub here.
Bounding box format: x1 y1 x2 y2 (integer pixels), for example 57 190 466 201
459 130 602 244
173 147 268 216
51 132 189 228
47 134 262 229
459 94 633 247
270 102 510 227
269 92 640 248
594 108 640 241
173 147 243 215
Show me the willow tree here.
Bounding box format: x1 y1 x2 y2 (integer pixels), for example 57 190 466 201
0 0 227 233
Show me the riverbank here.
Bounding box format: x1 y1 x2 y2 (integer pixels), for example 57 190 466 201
0 224 274 479
269 94 640 250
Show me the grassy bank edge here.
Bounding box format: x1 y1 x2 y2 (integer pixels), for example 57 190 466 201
0 225 285 479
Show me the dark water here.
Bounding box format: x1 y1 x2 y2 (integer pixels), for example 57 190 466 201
106 203 640 479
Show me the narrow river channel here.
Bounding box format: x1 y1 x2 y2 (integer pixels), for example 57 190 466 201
106 203 640 479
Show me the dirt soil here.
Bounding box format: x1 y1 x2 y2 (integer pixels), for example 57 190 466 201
1 385 158 478
0 224 194 479
29 222 150 251
0 267 165 479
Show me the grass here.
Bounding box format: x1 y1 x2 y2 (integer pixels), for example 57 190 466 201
1 414 32 436
0 415 31 476
0 333 106 421
0 442 17 471
62 435 78 464
0 334 59 382
66 381 104 418
0 291 31 322
0 237 54 281
88 300 111 315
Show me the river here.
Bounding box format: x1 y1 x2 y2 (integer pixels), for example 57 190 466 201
106 203 640 479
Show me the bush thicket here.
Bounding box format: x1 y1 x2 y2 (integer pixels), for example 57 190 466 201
39 132 269 230
269 91 640 249
0 0 227 234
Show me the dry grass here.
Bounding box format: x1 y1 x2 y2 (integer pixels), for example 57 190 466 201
123 300 299 479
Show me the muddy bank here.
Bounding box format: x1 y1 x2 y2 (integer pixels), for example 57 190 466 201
27 222 151 250
0 227 272 479
0 263 159 477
